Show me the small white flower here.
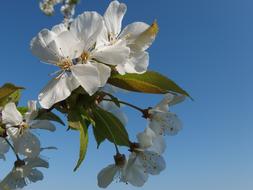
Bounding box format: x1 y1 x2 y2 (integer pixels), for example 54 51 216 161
149 94 185 136
0 157 49 190
1 102 55 158
31 11 130 109
121 153 148 187
97 153 126 188
39 0 62 16
121 128 166 187
137 127 166 155
98 0 158 74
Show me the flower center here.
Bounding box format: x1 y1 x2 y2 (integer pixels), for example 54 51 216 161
80 51 90 63
57 58 73 70
114 153 126 168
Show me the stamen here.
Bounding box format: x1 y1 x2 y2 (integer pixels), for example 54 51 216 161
80 51 90 63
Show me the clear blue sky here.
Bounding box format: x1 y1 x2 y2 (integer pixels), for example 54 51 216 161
0 0 252 190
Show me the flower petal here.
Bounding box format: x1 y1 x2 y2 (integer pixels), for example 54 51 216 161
121 154 148 187
92 42 130 66
147 135 166 155
97 164 118 188
140 151 166 175
30 28 61 64
104 1 127 37
70 63 101 95
137 127 156 149
25 157 49 169
70 11 104 50
31 23 83 64
39 72 80 109
27 169 44 183
13 131 41 158
2 103 23 126
120 21 158 52
28 100 37 112
91 63 111 87
116 51 149 74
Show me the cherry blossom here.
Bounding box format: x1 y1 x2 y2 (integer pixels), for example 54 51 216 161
149 94 185 136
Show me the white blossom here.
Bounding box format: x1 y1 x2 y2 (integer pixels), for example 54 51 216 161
149 94 185 136
0 157 49 190
97 154 126 188
31 11 130 109
98 0 158 74
121 128 166 187
1 102 55 158
40 0 62 16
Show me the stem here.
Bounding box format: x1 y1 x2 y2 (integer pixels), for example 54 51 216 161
5 138 20 160
114 144 119 154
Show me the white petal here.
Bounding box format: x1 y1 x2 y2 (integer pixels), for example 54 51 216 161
92 42 130 66
70 11 104 50
147 135 166 155
169 94 186 106
91 63 111 87
104 1 127 37
97 164 118 188
116 51 149 74
27 169 44 183
121 154 148 187
120 22 149 41
14 131 41 158
31 23 83 64
120 22 158 52
39 72 80 109
151 112 183 136
153 94 174 112
2 103 23 126
25 157 49 169
70 63 101 95
30 120 56 132
54 30 84 59
6 127 19 138
30 28 61 64
27 100 37 112
139 151 166 175
137 127 156 149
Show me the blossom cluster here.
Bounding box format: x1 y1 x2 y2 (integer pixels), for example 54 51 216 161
97 93 184 188
34 0 157 110
0 101 55 189
40 0 78 23
0 1 189 189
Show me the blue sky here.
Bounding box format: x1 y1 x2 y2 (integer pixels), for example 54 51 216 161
0 0 252 190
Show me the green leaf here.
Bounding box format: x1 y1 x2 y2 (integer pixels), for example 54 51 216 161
0 83 24 106
108 71 191 98
91 106 130 148
71 113 89 172
36 109 65 126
